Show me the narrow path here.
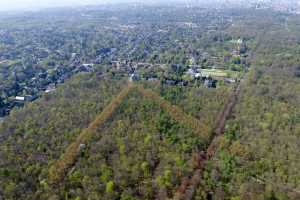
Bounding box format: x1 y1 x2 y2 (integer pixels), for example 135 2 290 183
48 83 210 186
171 80 243 200
136 85 211 141
48 83 134 185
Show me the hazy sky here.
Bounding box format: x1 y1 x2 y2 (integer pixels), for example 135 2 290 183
0 0 103 11
0 0 165 11
0 0 186 11
2 1 298 12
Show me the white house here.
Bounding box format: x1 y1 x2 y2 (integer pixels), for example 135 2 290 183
15 96 25 101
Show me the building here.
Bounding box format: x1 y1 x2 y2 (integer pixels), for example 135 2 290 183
165 79 177 85
195 73 202 79
82 63 94 68
146 76 159 81
204 78 217 88
186 68 197 78
15 95 37 102
15 96 25 101
224 78 236 84
129 73 140 82
45 84 56 93
74 64 94 73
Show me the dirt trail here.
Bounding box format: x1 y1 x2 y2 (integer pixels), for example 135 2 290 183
213 82 241 136
171 81 242 200
48 83 210 186
48 83 134 185
136 85 211 140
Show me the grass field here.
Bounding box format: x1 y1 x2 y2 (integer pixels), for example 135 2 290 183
200 69 240 78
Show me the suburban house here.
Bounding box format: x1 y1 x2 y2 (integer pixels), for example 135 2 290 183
129 73 140 82
45 83 56 93
224 78 237 84
15 95 37 102
204 78 217 88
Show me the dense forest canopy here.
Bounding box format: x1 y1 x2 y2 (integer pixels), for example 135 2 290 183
0 3 299 200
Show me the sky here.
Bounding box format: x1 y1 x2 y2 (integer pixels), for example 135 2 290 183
0 0 163 11
0 0 105 11
4 0 294 12
0 0 187 11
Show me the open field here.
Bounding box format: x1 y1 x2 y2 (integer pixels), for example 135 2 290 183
199 69 240 78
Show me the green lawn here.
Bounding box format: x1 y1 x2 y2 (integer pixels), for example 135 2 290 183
199 69 240 78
